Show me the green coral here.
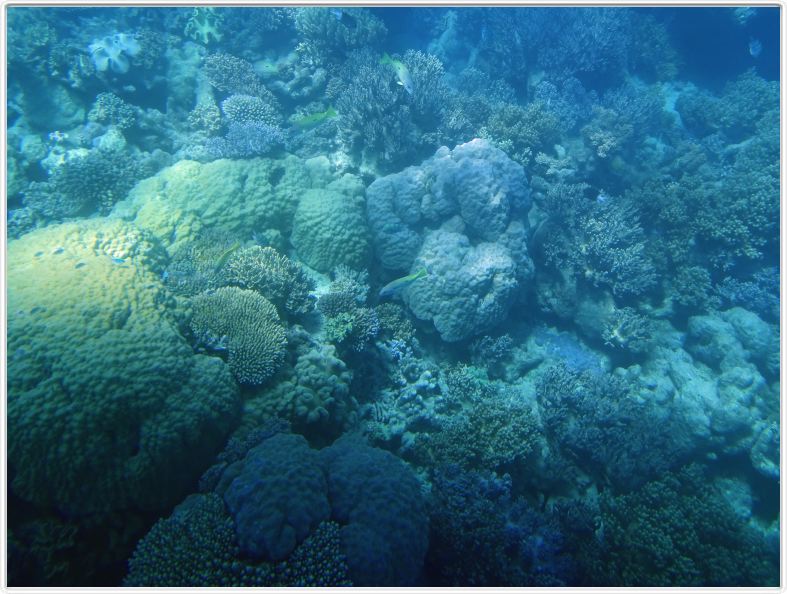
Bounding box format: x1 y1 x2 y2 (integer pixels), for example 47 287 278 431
7 219 240 515
191 286 287 385
291 177 370 272
224 245 315 316
111 155 332 254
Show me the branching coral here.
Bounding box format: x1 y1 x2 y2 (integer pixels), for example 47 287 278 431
581 465 778 586
221 94 281 126
541 185 657 298
191 286 287 385
24 147 142 217
224 245 315 316
205 121 285 159
480 100 560 166
203 53 274 99
295 8 386 63
88 92 136 129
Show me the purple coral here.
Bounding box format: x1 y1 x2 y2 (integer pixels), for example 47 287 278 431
205 121 285 159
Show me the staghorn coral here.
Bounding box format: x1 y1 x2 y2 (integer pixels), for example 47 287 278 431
541 185 657 298
323 307 380 353
333 49 417 167
295 7 386 62
480 101 560 166
224 245 315 316
191 287 287 385
581 465 778 586
413 383 539 471
601 306 654 353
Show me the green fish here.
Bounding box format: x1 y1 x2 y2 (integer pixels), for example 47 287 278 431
380 53 413 95
215 241 241 272
379 268 427 299
292 106 338 129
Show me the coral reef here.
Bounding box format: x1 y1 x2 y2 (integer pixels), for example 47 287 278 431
191 286 287 385
290 176 370 272
7 219 240 515
224 245 315 316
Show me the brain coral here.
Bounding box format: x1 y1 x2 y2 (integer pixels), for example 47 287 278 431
191 286 287 385
111 155 335 254
7 219 241 515
291 174 370 272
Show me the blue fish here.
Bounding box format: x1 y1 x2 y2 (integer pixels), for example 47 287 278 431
111 257 126 264
749 37 762 57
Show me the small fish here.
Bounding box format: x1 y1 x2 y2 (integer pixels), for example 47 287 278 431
34 251 44 257
380 53 414 95
215 241 241 272
749 37 762 57
74 262 86 269
52 246 64 255
379 268 428 300
111 257 126 265
30 306 45 314
330 7 342 20
292 106 338 129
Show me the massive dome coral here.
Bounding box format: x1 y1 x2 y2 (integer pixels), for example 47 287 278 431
7 219 241 515
366 138 534 341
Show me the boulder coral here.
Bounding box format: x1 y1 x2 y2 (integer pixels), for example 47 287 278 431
366 139 534 341
111 155 335 254
291 174 370 272
7 219 241 515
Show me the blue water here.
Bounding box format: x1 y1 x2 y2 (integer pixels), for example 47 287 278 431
5 6 780 587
